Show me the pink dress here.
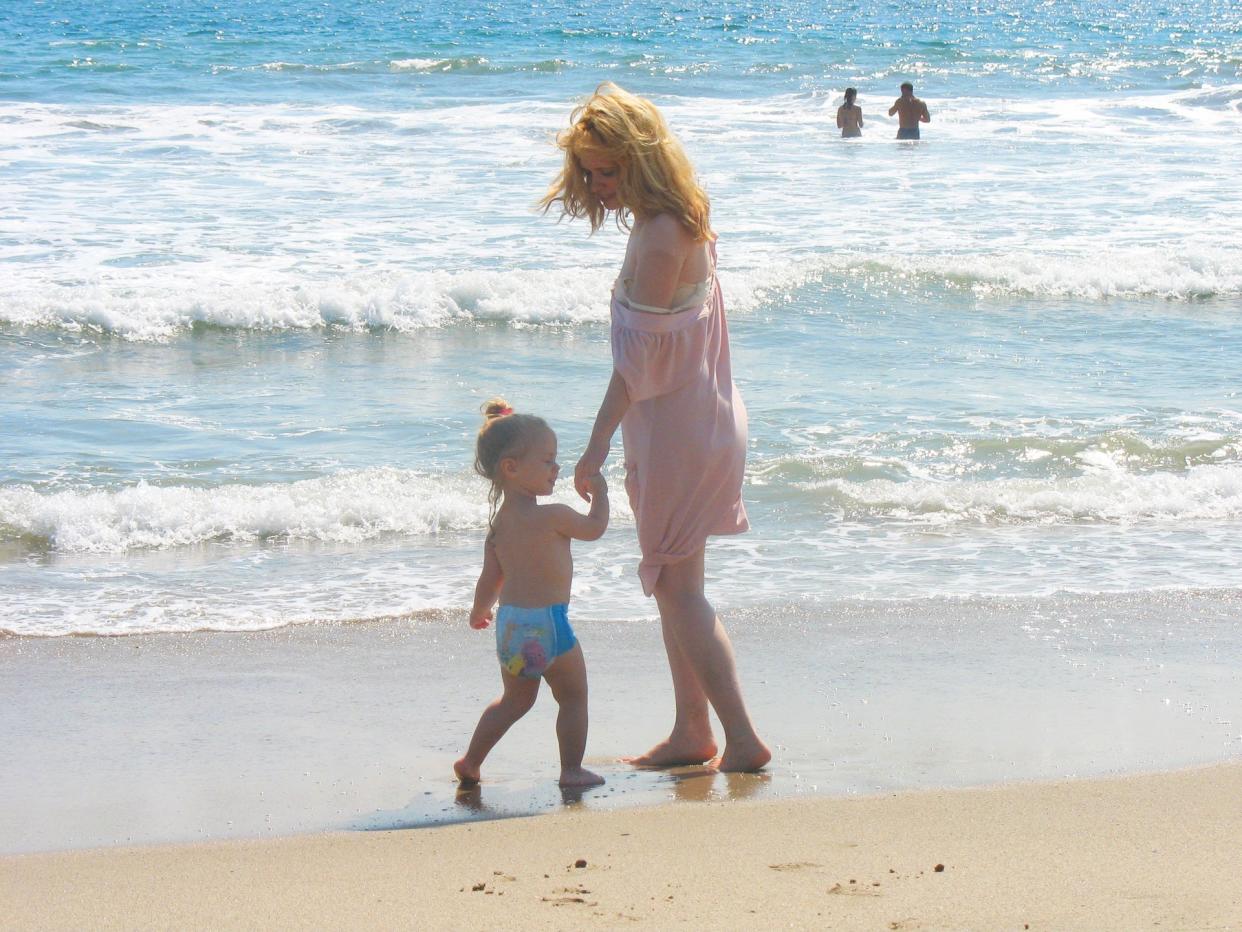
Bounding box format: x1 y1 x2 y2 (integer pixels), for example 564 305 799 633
611 239 750 596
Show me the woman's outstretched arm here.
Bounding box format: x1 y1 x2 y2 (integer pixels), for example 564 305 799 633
574 368 629 500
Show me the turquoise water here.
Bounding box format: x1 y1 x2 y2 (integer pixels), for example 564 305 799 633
6 0 1240 103
2 0 1241 635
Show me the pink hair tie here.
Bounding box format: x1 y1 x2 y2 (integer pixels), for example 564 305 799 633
497 406 513 416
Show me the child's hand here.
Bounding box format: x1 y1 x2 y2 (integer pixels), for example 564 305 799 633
586 472 608 500
469 607 493 630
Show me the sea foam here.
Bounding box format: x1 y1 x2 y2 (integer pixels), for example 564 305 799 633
809 463 1242 525
0 468 634 554
4 456 1238 555
0 469 487 552
0 267 617 339
4 245 1239 339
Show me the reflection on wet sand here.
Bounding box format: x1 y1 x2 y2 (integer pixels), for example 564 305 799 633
358 763 778 836
453 785 485 813
664 766 773 803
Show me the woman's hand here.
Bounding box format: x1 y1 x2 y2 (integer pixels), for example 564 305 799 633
574 440 609 501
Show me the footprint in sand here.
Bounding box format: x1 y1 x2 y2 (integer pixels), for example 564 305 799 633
541 884 597 907
827 882 882 897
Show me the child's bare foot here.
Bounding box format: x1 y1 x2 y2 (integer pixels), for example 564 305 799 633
714 738 772 773
559 767 605 788
453 757 481 787
624 735 718 768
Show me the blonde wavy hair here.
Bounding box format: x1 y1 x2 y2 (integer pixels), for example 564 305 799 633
540 82 712 242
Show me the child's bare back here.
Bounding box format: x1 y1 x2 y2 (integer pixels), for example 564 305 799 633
489 499 576 608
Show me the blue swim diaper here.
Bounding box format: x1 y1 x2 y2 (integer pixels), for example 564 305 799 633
494 603 577 679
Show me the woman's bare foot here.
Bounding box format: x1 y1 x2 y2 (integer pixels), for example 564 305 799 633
453 757 481 787
559 767 605 788
624 735 718 768
714 738 772 773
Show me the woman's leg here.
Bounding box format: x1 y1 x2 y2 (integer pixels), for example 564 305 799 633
643 548 770 772
626 601 718 766
454 670 540 785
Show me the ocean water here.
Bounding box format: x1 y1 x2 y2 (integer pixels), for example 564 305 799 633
2 0 1241 639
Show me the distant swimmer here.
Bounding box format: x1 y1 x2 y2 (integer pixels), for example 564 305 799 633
836 87 863 138
888 81 930 140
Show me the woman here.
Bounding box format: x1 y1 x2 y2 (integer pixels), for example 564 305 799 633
541 83 770 772
837 87 863 138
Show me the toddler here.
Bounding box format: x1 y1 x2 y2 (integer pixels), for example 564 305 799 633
454 398 609 789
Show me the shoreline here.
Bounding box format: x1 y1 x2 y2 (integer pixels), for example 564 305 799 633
6 761 1241 930
4 589 1241 856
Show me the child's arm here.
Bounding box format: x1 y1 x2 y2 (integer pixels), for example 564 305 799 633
469 536 503 629
547 474 610 542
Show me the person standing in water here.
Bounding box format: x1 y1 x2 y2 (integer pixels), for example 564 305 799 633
888 81 931 140
837 87 863 138
541 83 770 773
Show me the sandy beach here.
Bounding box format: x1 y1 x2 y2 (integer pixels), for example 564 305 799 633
6 4 1242 929
5 761 1240 930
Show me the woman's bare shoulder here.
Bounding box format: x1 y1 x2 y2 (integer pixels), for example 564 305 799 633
638 212 697 252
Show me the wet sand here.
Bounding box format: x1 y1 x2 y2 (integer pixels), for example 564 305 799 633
2 589 1241 855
